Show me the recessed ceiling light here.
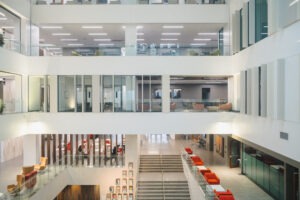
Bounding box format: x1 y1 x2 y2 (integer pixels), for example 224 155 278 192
61 38 78 41
190 43 207 46
0 12 5 17
0 18 7 20
47 47 62 50
39 43 56 47
162 33 181 36
137 33 144 36
289 0 299 6
136 26 144 29
122 26 126 29
161 38 178 41
99 43 114 46
41 26 63 29
162 25 184 29
88 33 107 36
94 39 111 41
67 43 84 46
52 33 71 36
1 26 14 29
81 26 103 29
194 38 212 41
160 43 176 46
137 38 144 41
198 33 217 36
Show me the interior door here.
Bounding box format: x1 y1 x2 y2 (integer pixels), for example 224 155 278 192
229 140 240 168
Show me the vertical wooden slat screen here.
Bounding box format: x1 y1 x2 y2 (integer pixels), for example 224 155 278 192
70 134 73 165
53 134 56 164
110 134 112 166
99 135 101 166
81 134 84 165
76 134 79 165
87 134 90 166
92 135 95 165
41 135 45 157
58 134 62 165
64 134 67 164
47 134 51 164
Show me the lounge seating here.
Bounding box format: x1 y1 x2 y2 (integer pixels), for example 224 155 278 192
192 103 204 111
184 147 193 154
204 172 220 184
218 195 235 200
190 156 204 166
22 166 37 189
214 189 233 197
219 103 232 111
170 102 176 111
198 168 211 175
7 175 24 195
34 157 48 171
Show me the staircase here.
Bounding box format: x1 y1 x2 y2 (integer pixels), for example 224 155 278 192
139 155 183 173
137 181 190 200
137 155 191 200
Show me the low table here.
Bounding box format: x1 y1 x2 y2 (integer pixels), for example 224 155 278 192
197 166 207 170
210 184 226 192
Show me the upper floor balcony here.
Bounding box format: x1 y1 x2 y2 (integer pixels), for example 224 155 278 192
34 0 225 5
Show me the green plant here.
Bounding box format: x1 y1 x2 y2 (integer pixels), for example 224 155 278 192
0 34 4 47
210 49 220 56
0 99 5 114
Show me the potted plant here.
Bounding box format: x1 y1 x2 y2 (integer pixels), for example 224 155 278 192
0 33 4 47
0 99 4 114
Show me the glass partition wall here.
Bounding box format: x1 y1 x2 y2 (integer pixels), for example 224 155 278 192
0 71 22 114
53 75 162 112
170 76 229 112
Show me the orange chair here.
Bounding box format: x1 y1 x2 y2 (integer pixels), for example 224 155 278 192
191 156 204 166
185 147 193 154
7 175 24 195
198 168 211 175
22 166 37 189
204 172 220 185
192 103 204 111
34 157 48 171
219 103 232 111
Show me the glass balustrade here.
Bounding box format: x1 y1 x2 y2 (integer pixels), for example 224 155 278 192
34 0 226 5
2 155 125 200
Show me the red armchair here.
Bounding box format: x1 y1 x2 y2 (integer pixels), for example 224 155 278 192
214 189 233 197
204 172 220 185
191 156 204 166
218 195 235 200
199 168 211 175
185 147 193 154
22 166 37 189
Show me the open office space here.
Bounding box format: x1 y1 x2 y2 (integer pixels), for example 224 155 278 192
0 0 299 199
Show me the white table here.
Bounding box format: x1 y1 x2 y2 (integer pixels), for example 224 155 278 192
197 166 207 170
209 184 226 192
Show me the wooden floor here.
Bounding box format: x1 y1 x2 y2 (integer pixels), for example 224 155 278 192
54 185 100 200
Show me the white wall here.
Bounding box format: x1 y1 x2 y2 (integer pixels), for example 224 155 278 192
31 5 229 24
27 56 234 76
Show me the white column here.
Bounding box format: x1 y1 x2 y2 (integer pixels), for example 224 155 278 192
240 71 246 114
249 0 255 44
246 69 252 115
242 2 249 48
267 62 275 118
23 134 39 166
92 75 100 112
125 134 140 180
261 64 268 117
251 67 259 116
49 76 58 113
162 75 170 113
20 18 29 55
276 59 285 120
125 25 137 56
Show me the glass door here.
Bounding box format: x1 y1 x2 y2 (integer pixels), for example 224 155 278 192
229 139 241 168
